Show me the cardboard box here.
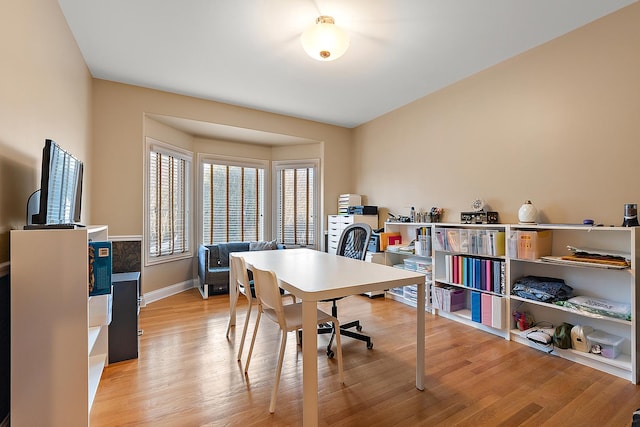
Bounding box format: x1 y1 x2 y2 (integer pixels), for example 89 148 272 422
516 230 552 260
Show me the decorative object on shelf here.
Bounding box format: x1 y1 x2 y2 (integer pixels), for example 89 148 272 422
460 199 499 224
429 207 443 223
460 211 500 224
518 200 538 224
472 198 485 212
571 325 594 353
622 203 639 227
301 15 350 61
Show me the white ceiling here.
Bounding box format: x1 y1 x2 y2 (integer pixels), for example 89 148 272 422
59 0 635 132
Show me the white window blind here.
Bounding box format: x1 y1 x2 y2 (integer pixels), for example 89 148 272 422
275 164 316 247
202 161 264 244
148 146 191 259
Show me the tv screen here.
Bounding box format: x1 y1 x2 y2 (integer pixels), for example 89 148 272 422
29 139 84 226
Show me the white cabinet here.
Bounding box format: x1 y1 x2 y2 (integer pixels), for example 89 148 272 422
327 214 378 254
11 225 110 426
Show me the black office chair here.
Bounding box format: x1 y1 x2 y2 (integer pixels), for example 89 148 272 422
319 222 373 356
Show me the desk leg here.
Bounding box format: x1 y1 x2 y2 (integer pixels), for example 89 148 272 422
416 280 425 391
302 299 319 427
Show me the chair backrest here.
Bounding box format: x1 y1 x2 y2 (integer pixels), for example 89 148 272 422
252 266 287 326
337 223 372 261
230 255 251 294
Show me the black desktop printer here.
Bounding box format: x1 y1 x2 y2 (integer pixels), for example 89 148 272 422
347 205 378 215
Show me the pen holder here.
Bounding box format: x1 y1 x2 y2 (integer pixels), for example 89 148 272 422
415 235 431 256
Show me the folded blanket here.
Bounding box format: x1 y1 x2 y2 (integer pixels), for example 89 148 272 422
555 296 631 321
511 276 573 303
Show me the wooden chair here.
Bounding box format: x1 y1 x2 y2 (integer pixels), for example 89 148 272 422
244 264 344 413
226 255 294 362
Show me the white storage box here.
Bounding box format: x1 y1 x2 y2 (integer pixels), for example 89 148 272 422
587 330 624 359
89 293 112 327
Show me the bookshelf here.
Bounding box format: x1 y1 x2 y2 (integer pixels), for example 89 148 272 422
10 225 111 425
383 221 639 383
383 222 433 310
431 223 509 340
508 224 638 384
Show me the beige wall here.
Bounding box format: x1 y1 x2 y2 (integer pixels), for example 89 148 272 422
7 0 638 295
354 3 640 226
0 0 93 263
92 80 351 293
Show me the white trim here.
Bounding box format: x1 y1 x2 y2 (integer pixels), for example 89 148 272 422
199 152 268 169
142 279 196 305
272 159 321 250
147 138 192 161
144 137 194 267
197 153 271 244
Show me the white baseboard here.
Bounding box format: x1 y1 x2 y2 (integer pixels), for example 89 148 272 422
142 279 196 305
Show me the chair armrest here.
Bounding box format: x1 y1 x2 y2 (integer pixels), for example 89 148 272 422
198 245 210 285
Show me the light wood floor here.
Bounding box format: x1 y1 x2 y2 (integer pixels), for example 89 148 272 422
91 289 640 426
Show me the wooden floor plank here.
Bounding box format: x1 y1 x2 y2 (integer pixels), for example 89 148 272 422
90 289 640 426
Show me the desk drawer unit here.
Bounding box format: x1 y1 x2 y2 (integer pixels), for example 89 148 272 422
327 214 378 254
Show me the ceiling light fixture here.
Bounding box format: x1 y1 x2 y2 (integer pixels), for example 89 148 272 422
300 15 350 62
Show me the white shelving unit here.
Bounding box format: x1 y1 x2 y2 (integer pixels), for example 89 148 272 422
383 221 639 384
430 223 509 339
10 225 110 426
383 222 432 310
508 224 638 383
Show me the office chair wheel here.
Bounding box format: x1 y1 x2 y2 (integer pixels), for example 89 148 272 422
327 349 335 359
367 342 373 350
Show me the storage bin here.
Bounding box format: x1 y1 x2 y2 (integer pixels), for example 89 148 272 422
89 293 113 327
414 258 432 273
587 330 624 359
404 284 417 303
432 228 447 251
403 257 418 271
516 230 552 260
445 228 469 253
432 285 465 312
388 287 405 297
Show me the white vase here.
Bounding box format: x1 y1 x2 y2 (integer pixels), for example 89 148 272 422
518 200 537 223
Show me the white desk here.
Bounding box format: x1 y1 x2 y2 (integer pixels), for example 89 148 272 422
231 248 425 426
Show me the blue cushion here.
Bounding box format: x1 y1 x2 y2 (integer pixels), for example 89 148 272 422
249 239 277 251
217 242 250 267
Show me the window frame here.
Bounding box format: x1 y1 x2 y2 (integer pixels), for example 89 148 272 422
272 159 320 249
197 153 270 245
144 137 194 266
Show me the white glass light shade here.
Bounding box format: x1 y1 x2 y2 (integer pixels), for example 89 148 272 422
518 200 538 224
301 16 350 61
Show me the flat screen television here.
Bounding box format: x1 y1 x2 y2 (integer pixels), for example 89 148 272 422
25 139 84 228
